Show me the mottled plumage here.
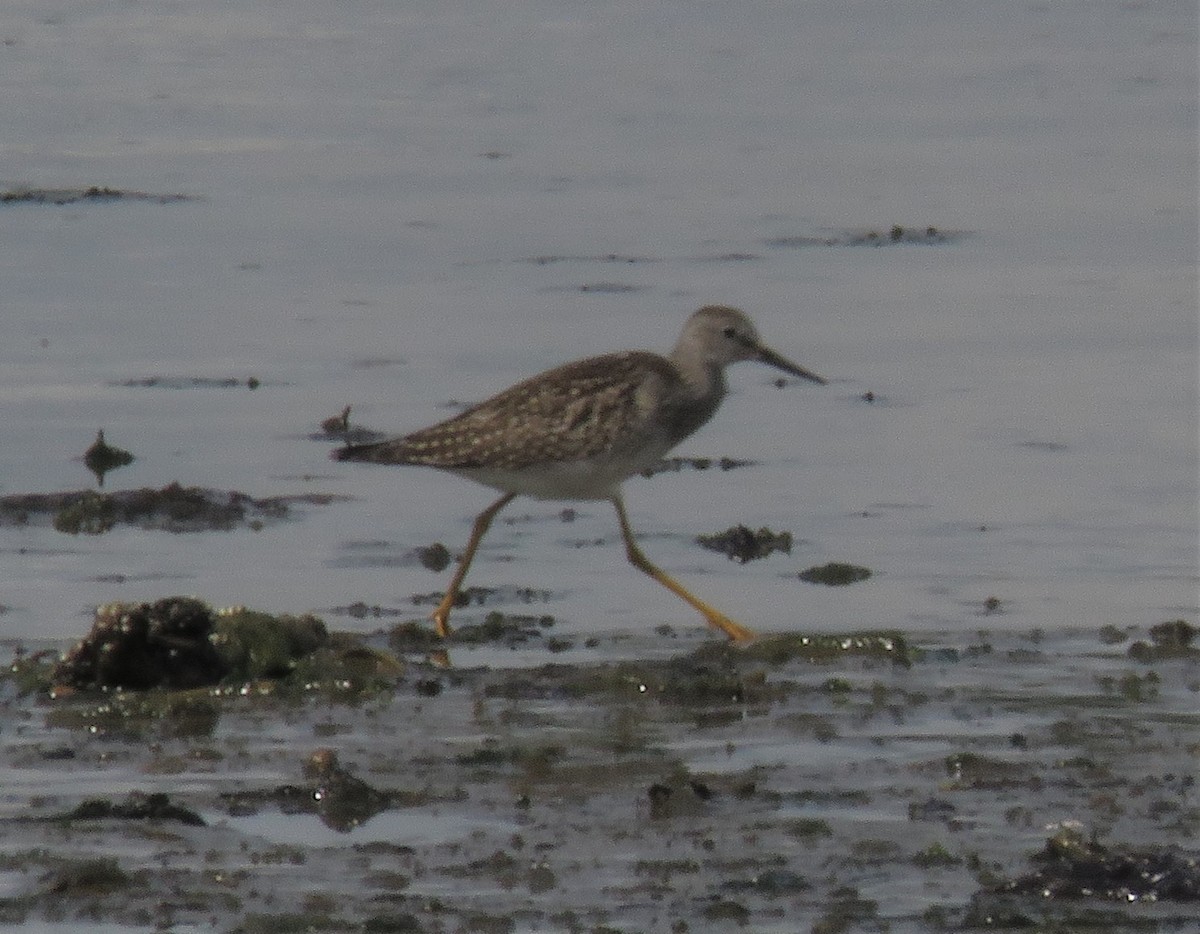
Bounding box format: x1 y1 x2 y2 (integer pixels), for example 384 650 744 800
337 351 720 499
333 305 825 641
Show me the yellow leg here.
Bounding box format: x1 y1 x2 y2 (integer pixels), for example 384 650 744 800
432 492 516 637
611 495 756 643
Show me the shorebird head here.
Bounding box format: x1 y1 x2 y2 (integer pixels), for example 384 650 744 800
678 305 826 384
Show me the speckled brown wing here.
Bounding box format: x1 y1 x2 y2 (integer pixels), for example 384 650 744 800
334 351 692 471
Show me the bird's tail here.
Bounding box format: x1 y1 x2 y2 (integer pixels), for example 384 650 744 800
331 439 401 463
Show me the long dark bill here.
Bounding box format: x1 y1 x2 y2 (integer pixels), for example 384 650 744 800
758 345 827 385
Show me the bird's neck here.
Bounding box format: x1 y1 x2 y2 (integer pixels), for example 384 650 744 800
670 336 726 397
667 345 728 438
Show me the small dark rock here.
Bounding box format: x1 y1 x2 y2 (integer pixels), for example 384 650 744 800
67 791 205 827
44 857 130 897
908 797 957 822
689 780 714 800
321 405 352 435
304 748 392 832
647 783 674 818
798 562 872 586
363 913 425 933
726 869 809 896
702 899 750 924
82 429 134 487
388 620 447 653
223 750 403 834
451 611 549 646
414 677 443 697
415 542 451 572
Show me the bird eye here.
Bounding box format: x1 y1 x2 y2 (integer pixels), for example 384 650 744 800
722 326 737 339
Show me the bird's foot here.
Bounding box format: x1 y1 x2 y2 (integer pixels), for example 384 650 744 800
705 611 756 644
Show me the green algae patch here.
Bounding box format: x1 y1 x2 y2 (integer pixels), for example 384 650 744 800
798 562 873 586
3 649 60 696
449 610 555 646
781 817 834 841
212 609 329 681
213 623 404 706
44 688 222 739
533 655 773 707
387 619 447 654
31 599 401 725
736 631 911 667
943 752 1036 790
281 637 405 703
484 630 912 710
912 841 962 868
52 490 117 534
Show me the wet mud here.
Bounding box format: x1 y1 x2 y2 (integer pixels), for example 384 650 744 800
1 608 1196 932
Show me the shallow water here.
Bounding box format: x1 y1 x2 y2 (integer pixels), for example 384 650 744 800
0 0 1196 930
1 0 1195 649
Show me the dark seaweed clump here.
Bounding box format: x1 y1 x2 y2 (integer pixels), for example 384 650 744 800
1128 619 1198 662
65 792 205 827
696 524 792 563
0 186 195 205
641 455 754 478
0 483 318 534
220 748 443 833
999 828 1200 902
83 430 134 487
764 224 958 248
53 597 329 691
